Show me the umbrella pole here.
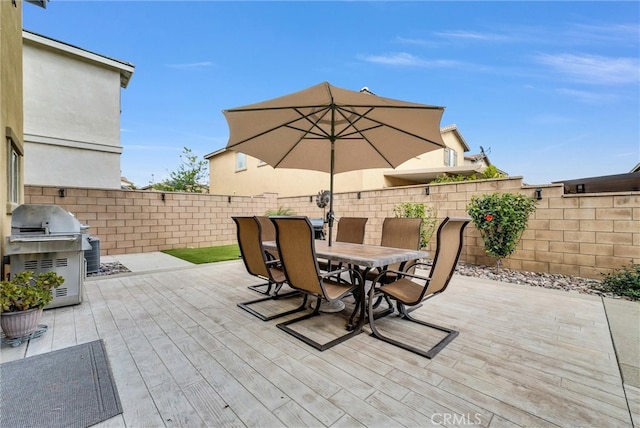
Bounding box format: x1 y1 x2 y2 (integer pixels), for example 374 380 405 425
328 137 335 246
328 104 336 246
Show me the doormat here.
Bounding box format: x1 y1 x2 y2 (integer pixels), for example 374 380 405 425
0 340 122 428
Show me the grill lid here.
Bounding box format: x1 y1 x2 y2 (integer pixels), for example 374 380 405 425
11 204 82 235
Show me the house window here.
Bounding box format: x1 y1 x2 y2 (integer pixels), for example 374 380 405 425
6 127 23 209
235 152 247 171
444 148 457 167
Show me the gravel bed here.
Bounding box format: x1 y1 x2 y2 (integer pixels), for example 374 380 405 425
86 262 131 277
452 262 630 300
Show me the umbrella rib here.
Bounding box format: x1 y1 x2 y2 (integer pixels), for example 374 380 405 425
336 105 445 146
226 106 331 148
271 106 333 168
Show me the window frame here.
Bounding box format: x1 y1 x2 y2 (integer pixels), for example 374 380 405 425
235 152 247 171
6 127 23 212
444 147 458 167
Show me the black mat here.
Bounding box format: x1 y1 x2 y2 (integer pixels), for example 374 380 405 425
0 340 122 428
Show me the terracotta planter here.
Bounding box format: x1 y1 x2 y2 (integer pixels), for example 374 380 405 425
0 307 44 339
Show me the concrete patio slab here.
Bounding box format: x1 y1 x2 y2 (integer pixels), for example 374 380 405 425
604 298 640 388
5 259 639 427
100 251 193 274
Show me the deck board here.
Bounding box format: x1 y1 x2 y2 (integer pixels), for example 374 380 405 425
1 260 635 427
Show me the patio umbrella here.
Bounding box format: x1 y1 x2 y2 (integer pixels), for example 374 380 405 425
223 81 446 245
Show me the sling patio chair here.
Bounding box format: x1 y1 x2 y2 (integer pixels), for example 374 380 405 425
366 217 423 316
233 216 304 321
367 217 423 281
271 216 365 351
248 215 279 295
367 216 470 359
318 216 368 272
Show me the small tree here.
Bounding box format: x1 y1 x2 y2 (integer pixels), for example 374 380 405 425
467 192 537 271
393 202 438 249
153 147 208 192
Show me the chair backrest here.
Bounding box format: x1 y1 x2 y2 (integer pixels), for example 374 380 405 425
380 217 423 271
381 217 422 249
255 216 276 242
271 216 323 296
425 217 470 295
335 217 368 244
232 216 270 279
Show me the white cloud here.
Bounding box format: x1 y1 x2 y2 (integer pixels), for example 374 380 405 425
358 52 461 68
165 61 214 70
567 23 640 46
394 36 439 47
433 30 512 42
533 53 639 85
555 88 618 104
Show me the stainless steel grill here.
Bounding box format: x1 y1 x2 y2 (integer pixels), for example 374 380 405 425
309 218 325 240
5 204 91 309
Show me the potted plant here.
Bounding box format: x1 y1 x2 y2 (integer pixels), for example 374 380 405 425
0 271 65 338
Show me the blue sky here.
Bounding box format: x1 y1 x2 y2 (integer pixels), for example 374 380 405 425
23 1 639 188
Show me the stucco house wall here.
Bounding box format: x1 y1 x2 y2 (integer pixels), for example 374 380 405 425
1 0 25 265
22 30 134 189
206 125 475 197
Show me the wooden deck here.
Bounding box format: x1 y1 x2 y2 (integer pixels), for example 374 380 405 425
2 260 638 427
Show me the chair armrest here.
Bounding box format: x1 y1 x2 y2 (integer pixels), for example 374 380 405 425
265 259 282 267
319 267 351 279
371 268 429 284
403 261 431 273
319 267 364 284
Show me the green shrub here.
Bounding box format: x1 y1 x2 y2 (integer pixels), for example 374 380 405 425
595 264 640 300
1 271 65 312
265 206 296 216
467 192 537 270
393 202 438 249
431 165 506 184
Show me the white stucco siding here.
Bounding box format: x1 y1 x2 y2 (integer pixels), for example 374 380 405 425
23 41 122 147
24 142 121 189
21 31 133 189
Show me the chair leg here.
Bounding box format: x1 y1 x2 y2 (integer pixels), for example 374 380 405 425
248 281 274 295
397 301 423 317
238 290 305 321
368 290 458 359
276 296 363 351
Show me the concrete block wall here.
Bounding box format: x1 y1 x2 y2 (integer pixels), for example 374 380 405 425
278 178 639 279
23 186 277 254
23 179 639 279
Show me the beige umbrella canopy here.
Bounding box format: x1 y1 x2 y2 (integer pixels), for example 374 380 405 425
223 81 446 244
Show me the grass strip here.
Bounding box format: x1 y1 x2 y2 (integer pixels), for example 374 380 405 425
163 244 241 264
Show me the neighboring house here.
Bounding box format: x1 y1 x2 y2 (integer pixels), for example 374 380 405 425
121 176 135 190
206 124 490 197
22 30 134 189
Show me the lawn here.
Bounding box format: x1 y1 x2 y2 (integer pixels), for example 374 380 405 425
163 244 241 264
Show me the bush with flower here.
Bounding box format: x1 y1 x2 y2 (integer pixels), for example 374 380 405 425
467 192 537 270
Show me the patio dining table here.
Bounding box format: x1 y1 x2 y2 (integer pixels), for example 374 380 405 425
263 240 429 330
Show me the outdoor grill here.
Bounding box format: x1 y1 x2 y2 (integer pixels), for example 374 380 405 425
309 218 325 240
5 204 91 309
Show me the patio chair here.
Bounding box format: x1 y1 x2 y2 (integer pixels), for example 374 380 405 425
318 217 368 272
366 217 422 284
367 216 470 359
233 216 304 321
249 215 279 294
271 216 365 351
